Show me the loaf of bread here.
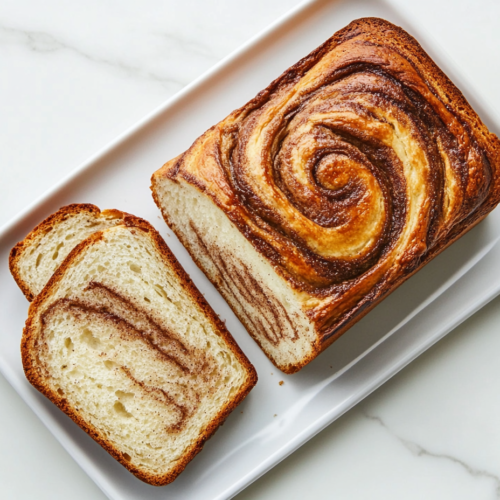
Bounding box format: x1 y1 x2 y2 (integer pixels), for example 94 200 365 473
9 204 126 301
151 18 500 373
17 211 257 485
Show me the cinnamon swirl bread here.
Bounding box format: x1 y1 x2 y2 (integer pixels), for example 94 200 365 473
20 214 257 485
151 18 500 374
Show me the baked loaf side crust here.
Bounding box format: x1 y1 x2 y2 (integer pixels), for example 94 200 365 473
22 215 257 485
9 204 126 301
152 18 500 373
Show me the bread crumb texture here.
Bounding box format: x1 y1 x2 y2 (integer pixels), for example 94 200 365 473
23 222 256 485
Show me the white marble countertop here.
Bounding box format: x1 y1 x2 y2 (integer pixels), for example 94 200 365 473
2 1 500 498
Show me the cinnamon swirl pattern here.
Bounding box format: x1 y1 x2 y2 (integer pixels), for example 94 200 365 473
152 18 500 372
37 282 219 433
21 218 257 484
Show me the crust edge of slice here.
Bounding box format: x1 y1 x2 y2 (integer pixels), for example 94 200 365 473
9 204 126 301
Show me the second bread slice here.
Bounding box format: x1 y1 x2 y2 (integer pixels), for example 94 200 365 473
9 204 126 301
21 214 257 485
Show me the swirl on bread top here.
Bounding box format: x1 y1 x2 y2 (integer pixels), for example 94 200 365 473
167 18 500 333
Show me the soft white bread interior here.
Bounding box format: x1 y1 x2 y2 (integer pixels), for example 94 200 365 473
10 204 125 301
21 216 257 485
152 171 317 374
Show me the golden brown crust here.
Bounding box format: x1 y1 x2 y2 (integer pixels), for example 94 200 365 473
9 204 127 301
152 17 500 372
21 213 257 486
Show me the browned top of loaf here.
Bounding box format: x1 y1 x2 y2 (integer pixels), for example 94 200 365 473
154 17 500 341
21 213 258 486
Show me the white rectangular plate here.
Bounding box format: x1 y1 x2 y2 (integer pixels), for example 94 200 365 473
2 0 500 498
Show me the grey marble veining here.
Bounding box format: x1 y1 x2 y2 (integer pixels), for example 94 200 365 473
0 23 194 89
362 410 500 498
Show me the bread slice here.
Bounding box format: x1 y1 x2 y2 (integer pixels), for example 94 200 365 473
21 214 257 485
10 204 126 301
151 18 500 374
